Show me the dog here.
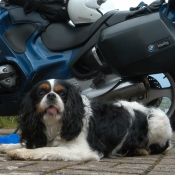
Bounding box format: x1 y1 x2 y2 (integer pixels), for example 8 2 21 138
0 79 173 161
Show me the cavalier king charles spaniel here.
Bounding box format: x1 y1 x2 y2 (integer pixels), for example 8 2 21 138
0 79 173 161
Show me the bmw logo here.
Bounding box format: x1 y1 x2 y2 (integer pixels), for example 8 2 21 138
148 45 155 52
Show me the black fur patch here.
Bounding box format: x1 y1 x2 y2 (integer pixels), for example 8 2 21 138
87 101 149 157
120 110 149 156
149 140 170 154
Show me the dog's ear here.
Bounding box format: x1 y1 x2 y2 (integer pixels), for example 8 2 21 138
19 85 47 148
60 84 84 141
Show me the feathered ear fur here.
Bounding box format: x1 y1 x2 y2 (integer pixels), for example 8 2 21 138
19 83 47 149
60 83 85 141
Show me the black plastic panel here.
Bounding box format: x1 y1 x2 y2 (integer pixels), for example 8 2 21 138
3 24 36 53
69 24 108 80
97 12 175 77
105 11 136 26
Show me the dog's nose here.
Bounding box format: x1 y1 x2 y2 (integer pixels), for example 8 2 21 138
47 93 56 100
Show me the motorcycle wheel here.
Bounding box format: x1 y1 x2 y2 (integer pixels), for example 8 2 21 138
131 71 175 130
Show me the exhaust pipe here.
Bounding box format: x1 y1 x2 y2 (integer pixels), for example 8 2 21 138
99 77 150 101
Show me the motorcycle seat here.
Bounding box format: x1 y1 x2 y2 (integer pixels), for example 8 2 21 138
41 11 116 52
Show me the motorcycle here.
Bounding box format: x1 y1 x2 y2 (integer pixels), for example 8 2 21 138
0 0 175 131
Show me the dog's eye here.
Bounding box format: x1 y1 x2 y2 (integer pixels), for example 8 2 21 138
38 90 46 97
59 91 66 97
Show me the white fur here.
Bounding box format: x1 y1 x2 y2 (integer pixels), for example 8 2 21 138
115 100 149 116
147 108 173 148
0 96 99 161
39 79 65 113
114 100 173 151
3 120 100 161
0 144 22 153
0 115 100 161
36 95 99 161
39 92 64 114
48 79 55 91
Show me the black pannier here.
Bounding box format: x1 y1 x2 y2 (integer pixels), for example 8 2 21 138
6 0 70 21
97 12 175 77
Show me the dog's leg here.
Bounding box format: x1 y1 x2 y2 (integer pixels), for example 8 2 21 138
0 144 22 153
7 146 100 161
135 148 151 156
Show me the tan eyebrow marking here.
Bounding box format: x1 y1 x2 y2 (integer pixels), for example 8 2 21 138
40 84 50 91
54 85 64 92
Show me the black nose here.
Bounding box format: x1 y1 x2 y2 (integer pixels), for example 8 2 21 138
47 93 56 100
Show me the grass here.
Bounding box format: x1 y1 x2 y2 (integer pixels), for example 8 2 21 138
0 116 19 129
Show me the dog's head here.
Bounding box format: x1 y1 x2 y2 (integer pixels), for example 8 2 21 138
35 80 67 122
20 79 85 148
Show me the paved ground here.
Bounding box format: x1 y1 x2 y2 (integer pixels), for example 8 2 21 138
0 129 175 175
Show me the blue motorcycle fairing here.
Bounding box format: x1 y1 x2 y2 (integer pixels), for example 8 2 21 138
0 6 81 115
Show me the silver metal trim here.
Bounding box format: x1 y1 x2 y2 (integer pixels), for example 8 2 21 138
67 74 121 98
92 47 103 66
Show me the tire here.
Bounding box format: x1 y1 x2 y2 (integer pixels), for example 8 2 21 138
168 71 175 130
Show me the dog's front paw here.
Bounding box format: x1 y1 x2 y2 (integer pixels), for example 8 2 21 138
7 148 44 160
0 144 9 153
7 148 28 160
0 144 21 153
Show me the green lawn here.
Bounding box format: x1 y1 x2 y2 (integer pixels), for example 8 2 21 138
0 116 18 129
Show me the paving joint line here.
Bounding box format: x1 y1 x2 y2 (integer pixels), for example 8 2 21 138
142 143 175 175
43 160 91 174
58 167 141 175
141 154 165 175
